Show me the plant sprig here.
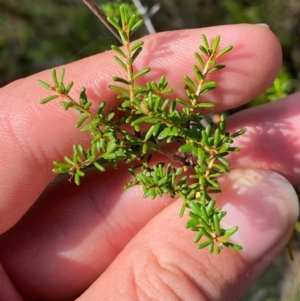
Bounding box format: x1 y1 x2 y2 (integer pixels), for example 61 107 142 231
38 5 244 254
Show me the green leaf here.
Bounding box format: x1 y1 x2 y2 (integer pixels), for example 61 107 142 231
193 65 204 81
51 69 58 86
213 128 220 146
37 80 51 89
59 68 65 85
194 52 205 68
224 226 238 238
131 47 143 63
194 102 215 108
144 125 155 140
113 77 130 85
107 17 123 32
132 67 150 80
208 64 225 73
211 35 220 53
76 115 89 128
216 45 233 58
130 41 144 52
114 56 127 72
131 116 149 126
127 14 137 32
200 81 217 95
130 19 144 34
111 45 126 58
109 85 130 95
79 88 87 105
198 240 212 249
216 155 230 167
184 76 197 91
40 94 59 104
94 161 105 172
223 242 242 250
199 45 209 56
120 5 128 27
201 34 209 50
65 81 74 93
213 213 221 235
178 142 194 153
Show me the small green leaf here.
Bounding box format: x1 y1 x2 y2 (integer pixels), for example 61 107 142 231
199 45 209 56
201 34 209 50
216 155 231 167
76 115 89 128
194 52 205 68
131 47 143 63
216 45 233 58
130 19 144 34
145 125 155 140
111 45 126 58
109 85 130 95
107 17 123 32
130 41 144 52
230 129 246 138
224 226 238 238
184 76 197 91
194 231 203 243
51 69 58 86
213 213 221 235
208 64 225 73
195 102 215 108
40 94 59 104
94 161 105 172
120 5 128 27
114 56 127 72
223 242 242 250
211 35 220 53
200 81 217 95
132 67 150 80
37 80 51 89
65 81 74 93
198 240 212 249
131 116 149 126
142 143 148 154
214 128 220 146
59 68 65 85
178 142 194 153
127 14 137 32
113 77 130 85
193 65 204 81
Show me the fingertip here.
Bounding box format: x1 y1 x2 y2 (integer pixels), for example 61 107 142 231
218 169 299 261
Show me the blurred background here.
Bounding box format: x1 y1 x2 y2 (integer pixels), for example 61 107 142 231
1 0 300 300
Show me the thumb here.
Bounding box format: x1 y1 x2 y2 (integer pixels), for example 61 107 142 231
77 169 298 301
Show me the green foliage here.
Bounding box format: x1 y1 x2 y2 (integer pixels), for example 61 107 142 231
100 0 138 21
38 6 245 254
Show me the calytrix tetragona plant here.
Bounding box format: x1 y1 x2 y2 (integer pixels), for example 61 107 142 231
38 6 245 254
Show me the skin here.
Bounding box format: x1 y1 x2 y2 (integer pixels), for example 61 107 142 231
0 24 299 301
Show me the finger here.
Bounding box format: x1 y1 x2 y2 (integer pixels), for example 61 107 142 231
0 167 176 300
76 169 298 301
0 24 281 234
227 92 300 185
1 168 297 300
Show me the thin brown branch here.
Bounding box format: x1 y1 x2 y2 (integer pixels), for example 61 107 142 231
82 0 122 43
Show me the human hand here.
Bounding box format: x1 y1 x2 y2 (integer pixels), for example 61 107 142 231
0 25 298 301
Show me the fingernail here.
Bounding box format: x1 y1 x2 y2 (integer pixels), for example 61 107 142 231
255 23 270 29
217 169 299 261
